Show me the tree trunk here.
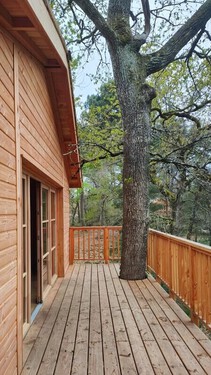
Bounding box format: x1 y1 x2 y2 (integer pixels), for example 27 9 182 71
108 43 155 279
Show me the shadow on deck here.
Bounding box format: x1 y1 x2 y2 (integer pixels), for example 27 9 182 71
22 263 211 374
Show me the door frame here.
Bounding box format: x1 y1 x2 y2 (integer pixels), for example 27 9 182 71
22 175 58 333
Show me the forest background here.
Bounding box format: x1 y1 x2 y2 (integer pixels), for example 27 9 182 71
50 0 211 246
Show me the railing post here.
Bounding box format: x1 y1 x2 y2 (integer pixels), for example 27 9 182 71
168 238 173 298
69 228 74 265
104 227 109 264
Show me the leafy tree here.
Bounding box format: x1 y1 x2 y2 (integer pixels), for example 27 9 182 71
71 161 122 225
77 75 211 241
50 0 211 279
79 80 123 163
150 56 211 238
71 82 123 227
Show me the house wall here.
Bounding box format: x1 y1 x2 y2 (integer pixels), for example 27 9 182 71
0 29 70 374
18 50 64 185
18 47 70 274
0 31 17 375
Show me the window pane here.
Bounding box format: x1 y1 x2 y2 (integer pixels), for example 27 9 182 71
43 223 48 254
23 276 27 324
51 192 55 219
51 221 56 248
22 179 26 224
23 227 26 273
43 256 48 291
42 189 48 221
52 249 56 276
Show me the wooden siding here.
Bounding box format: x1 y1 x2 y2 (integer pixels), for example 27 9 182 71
0 28 72 374
18 51 64 185
18 39 71 277
0 31 17 375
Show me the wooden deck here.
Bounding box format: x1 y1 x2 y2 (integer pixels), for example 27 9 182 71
22 263 211 375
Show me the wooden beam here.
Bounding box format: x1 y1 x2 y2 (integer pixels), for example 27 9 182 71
12 30 47 65
12 16 34 30
16 0 67 66
46 59 60 68
14 44 23 374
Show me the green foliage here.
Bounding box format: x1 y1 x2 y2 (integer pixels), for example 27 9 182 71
79 80 123 160
70 81 123 226
70 161 122 226
72 59 211 243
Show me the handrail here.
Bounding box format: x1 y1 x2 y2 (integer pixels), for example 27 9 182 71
69 226 122 264
69 226 211 329
148 229 211 329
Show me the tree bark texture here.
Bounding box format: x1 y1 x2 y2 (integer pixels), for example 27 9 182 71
108 42 155 279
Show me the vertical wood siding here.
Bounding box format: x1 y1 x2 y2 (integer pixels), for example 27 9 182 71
0 31 17 375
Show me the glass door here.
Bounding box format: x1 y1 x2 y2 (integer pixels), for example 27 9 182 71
30 178 41 307
22 175 30 329
41 187 50 295
51 191 57 279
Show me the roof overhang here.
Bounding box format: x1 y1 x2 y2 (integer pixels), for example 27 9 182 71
0 0 82 188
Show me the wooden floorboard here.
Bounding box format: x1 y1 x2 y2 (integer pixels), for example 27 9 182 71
22 263 211 375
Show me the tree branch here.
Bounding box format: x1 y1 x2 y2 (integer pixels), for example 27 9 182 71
147 0 211 75
140 0 151 39
131 0 151 49
152 107 202 129
72 0 115 42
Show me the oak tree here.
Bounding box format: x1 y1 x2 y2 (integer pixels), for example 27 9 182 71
51 0 211 279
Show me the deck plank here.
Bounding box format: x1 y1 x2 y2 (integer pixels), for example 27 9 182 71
23 276 63 365
110 264 171 374
98 263 121 375
22 264 211 375
103 264 138 374
71 264 91 375
145 277 211 373
54 264 85 374
136 279 205 374
22 267 74 375
37 265 80 375
88 264 104 375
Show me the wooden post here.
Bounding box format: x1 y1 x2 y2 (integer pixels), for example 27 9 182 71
104 227 109 264
168 238 173 298
69 228 74 265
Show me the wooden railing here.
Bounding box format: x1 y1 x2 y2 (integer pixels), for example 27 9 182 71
69 226 122 263
148 229 211 329
69 226 211 329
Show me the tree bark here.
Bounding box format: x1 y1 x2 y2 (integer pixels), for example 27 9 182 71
108 42 155 279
